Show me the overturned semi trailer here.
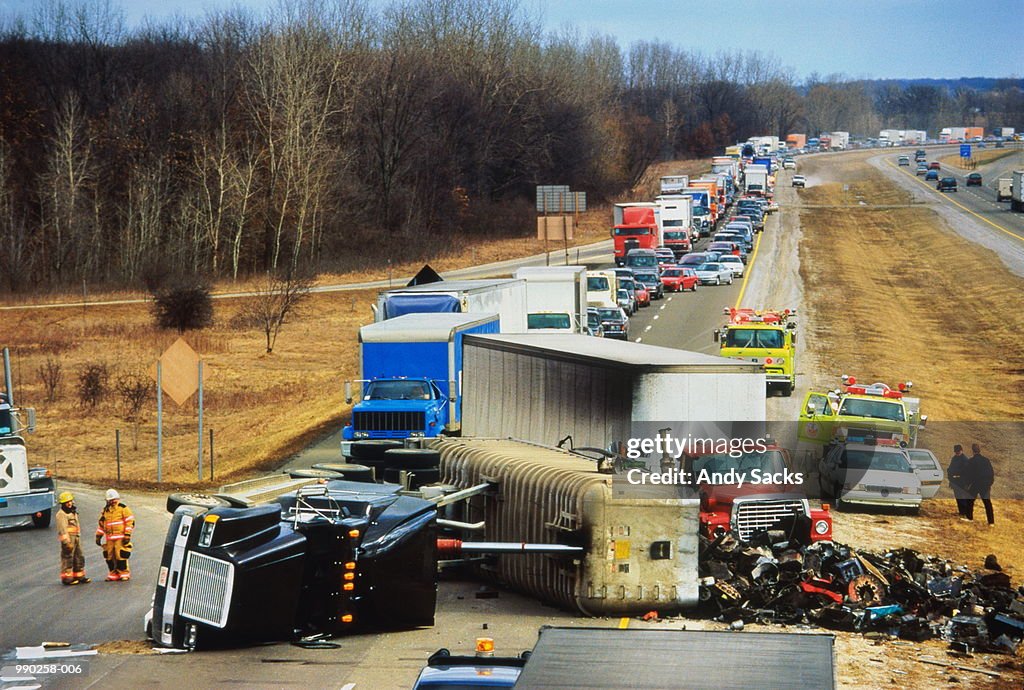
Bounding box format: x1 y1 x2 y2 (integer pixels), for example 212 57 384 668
433 437 701 616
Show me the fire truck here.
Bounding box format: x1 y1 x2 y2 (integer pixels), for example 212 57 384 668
687 444 832 545
714 308 797 395
798 375 926 451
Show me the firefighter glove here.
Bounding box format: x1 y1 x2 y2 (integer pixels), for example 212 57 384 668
95 535 103 546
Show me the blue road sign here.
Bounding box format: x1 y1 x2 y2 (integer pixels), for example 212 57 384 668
960 144 972 157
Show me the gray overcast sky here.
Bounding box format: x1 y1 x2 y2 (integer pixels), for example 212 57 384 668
2 0 1021 80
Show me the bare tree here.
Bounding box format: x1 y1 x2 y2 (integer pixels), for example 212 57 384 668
115 370 152 450
37 357 63 403
237 271 315 353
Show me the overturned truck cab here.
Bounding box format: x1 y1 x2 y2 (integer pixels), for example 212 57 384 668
149 482 438 649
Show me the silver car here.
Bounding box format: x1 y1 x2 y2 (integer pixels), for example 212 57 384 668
694 262 734 285
819 442 922 513
905 448 944 499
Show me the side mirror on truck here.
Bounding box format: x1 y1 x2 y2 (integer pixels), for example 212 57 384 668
344 381 353 405
713 329 720 342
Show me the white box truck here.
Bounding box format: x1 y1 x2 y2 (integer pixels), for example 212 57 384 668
828 131 850 150
514 266 587 333
744 164 769 196
374 279 528 333
655 195 695 256
1012 170 1024 212
659 175 689 195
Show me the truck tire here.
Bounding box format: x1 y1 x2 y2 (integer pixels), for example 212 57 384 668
383 448 441 470
350 440 404 461
288 468 344 480
32 508 52 528
311 463 375 483
166 492 233 514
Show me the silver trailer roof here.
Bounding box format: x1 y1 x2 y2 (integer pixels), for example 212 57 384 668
379 278 521 294
516 627 835 689
359 313 498 342
464 333 761 374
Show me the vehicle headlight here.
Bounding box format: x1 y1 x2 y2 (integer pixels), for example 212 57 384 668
354 431 369 439
409 431 425 437
28 468 52 481
774 357 784 365
902 486 919 495
814 520 830 535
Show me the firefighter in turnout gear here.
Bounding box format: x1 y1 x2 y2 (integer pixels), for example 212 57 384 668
55 492 90 585
96 488 134 581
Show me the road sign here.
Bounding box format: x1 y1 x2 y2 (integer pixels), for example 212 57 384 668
536 186 586 213
960 144 971 158
149 337 203 406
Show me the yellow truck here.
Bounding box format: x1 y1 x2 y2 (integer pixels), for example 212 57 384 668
714 308 797 395
798 375 926 450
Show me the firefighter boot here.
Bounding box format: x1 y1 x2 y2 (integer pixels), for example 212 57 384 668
116 560 131 581
105 559 120 581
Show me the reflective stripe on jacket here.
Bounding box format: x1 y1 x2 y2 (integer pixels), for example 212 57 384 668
97 502 135 539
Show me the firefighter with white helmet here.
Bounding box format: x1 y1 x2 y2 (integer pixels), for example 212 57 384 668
55 491 90 585
96 488 135 581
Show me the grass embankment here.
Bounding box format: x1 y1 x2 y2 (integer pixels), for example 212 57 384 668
938 146 1021 170
797 155 1024 574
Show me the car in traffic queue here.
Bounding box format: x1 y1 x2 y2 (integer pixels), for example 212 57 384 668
915 163 928 175
928 161 941 170
585 308 605 337
616 288 636 315
719 254 745 278
694 262 735 286
819 441 923 513
792 174 806 188
708 240 740 256
733 212 763 232
655 247 676 270
905 448 944 499
660 266 699 292
594 306 629 340
937 176 957 192
897 156 910 166
634 282 651 308
924 169 939 181
633 270 665 300
619 277 641 311
679 252 708 269
783 157 796 169
966 172 982 186
412 640 529 689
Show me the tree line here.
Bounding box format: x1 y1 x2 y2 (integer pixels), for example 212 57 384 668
1 0 1021 293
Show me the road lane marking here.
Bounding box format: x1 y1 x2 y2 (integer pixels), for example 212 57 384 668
732 230 763 309
653 314 659 320
888 160 1024 242
645 325 652 332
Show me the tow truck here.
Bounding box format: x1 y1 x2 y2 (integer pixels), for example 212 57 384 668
798 375 926 453
714 308 797 395
686 443 832 545
0 347 55 529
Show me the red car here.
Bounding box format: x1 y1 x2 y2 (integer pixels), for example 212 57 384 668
635 284 651 307
660 266 699 292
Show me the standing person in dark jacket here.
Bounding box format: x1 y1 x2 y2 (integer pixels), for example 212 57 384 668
968 443 995 526
947 445 973 520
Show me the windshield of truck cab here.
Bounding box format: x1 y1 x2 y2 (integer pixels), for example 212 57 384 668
528 313 571 330
693 450 786 476
365 380 433 401
613 227 651 236
841 449 912 472
693 206 709 215
664 231 688 240
838 398 905 422
725 328 784 349
587 276 609 291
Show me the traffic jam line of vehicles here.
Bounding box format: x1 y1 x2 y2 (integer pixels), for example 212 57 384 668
8 138 1024 687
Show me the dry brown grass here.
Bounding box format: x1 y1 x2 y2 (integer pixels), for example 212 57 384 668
938 146 1019 169
797 154 1024 575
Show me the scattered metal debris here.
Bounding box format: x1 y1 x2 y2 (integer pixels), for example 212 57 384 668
697 533 1024 654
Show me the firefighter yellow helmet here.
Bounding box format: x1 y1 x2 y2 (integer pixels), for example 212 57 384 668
58 491 74 504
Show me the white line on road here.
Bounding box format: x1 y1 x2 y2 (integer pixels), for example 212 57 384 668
653 314 659 320
644 325 652 332
635 338 642 343
659 304 666 310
